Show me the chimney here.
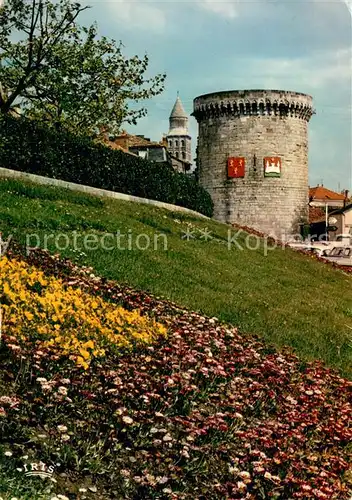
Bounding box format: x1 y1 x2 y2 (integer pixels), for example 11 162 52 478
344 189 349 207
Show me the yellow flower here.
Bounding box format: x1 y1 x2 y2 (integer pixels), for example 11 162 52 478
76 356 89 370
0 257 168 370
78 348 90 360
24 311 34 321
83 340 95 350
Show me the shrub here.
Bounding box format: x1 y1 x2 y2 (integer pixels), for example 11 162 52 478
0 115 214 216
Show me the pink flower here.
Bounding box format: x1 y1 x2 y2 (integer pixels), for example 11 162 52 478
237 481 247 492
122 416 133 425
57 386 68 396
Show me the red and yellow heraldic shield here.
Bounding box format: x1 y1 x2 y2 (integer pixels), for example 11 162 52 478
227 157 245 178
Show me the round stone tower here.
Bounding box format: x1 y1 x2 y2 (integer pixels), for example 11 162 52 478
192 89 315 238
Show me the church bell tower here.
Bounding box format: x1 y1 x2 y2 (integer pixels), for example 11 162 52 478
166 95 192 166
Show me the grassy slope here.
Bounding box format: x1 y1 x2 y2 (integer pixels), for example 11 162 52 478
1 177 351 378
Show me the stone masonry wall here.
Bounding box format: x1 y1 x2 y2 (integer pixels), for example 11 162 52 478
193 90 314 238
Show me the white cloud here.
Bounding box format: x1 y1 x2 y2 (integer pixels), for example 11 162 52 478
105 0 166 33
201 48 351 95
253 48 351 90
342 0 352 16
198 0 237 19
104 0 238 32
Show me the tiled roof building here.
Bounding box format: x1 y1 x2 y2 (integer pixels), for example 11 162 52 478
309 186 348 208
104 95 193 175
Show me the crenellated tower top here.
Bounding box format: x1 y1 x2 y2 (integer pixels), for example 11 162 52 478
192 89 315 122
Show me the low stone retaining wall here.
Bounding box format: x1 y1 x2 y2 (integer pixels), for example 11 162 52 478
0 167 209 219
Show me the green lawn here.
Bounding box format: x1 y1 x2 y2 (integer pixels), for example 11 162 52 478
1 177 351 378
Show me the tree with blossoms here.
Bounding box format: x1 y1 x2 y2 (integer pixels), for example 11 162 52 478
0 0 165 136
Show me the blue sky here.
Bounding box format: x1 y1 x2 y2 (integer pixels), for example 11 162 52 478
80 0 351 191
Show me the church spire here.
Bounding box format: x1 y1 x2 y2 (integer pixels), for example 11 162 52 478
170 96 188 121
166 94 192 167
169 95 188 135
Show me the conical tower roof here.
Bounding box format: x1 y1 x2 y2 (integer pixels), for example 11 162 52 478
170 96 188 119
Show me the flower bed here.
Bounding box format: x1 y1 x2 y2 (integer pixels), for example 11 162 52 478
0 248 351 499
0 256 167 369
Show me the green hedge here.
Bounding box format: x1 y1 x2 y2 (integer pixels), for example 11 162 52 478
0 115 213 217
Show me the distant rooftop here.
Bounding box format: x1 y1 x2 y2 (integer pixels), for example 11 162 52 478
309 186 346 201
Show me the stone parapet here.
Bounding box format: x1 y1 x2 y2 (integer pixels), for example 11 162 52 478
193 89 314 122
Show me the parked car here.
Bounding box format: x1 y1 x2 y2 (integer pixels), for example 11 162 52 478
335 234 352 245
324 246 352 266
306 246 330 257
287 241 331 257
